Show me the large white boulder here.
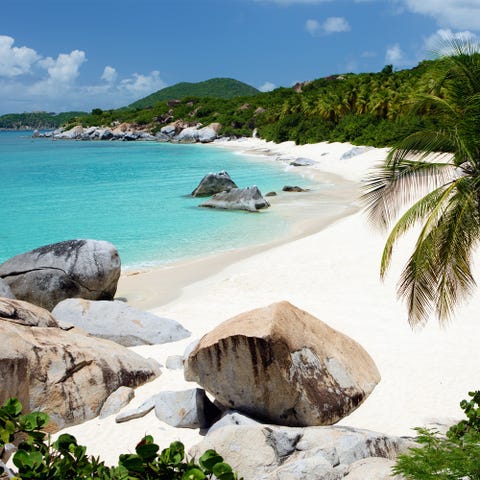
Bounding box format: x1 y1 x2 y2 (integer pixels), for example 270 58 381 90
52 298 191 346
0 239 121 311
185 301 380 426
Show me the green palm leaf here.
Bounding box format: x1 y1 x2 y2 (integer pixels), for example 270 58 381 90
363 37 480 327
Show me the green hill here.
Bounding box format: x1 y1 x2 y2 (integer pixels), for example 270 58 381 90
128 78 260 109
0 111 87 130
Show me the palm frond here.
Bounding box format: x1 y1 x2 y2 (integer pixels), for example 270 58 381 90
380 181 458 278
398 230 438 328
433 182 479 323
362 156 455 231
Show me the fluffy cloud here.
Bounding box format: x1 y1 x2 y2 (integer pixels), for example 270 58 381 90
306 17 351 36
0 36 167 113
259 81 276 92
0 35 40 77
385 43 405 64
101 66 117 83
119 71 165 96
39 50 86 84
400 0 480 30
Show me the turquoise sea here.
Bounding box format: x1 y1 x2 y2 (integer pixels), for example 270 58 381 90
0 131 315 268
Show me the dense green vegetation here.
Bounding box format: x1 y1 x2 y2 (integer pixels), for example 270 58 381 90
394 391 480 479
0 398 240 480
0 111 87 130
128 78 260 109
3 56 473 153
71 59 450 147
363 40 480 327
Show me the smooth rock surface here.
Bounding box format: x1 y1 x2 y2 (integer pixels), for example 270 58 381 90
0 239 121 311
200 186 270 212
191 171 238 197
345 457 404 480
0 279 15 299
99 386 135 419
208 410 261 434
190 424 411 480
185 301 380 426
154 388 221 429
115 397 156 423
0 298 159 430
52 298 191 347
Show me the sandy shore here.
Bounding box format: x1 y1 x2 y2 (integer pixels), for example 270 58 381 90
58 139 480 465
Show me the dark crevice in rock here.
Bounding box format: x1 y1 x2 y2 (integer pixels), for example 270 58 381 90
55 360 93 384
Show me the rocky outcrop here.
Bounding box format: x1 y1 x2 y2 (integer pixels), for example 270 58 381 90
38 122 221 144
0 239 121 311
282 185 310 192
191 171 238 197
0 297 160 430
190 424 411 480
290 157 315 167
199 186 270 212
99 386 135 419
153 389 221 429
185 301 380 427
51 298 191 347
115 389 222 429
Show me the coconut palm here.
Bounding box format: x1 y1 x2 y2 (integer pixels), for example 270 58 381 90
362 38 480 328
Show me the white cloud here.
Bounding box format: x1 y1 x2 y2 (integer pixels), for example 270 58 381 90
39 50 86 84
119 71 165 96
101 66 117 83
322 17 351 33
0 35 40 77
400 0 480 30
306 17 351 36
0 36 168 113
423 28 480 55
385 43 408 65
259 81 276 92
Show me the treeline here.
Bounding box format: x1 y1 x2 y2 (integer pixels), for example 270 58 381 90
71 59 447 147
0 111 87 130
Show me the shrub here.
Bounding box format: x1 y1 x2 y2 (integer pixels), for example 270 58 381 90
393 391 480 480
0 398 240 480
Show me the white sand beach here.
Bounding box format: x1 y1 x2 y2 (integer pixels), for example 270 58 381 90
58 138 480 465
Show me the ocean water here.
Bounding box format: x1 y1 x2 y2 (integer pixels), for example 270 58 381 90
0 131 316 268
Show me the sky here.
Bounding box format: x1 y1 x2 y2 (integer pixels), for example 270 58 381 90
1 0 480 114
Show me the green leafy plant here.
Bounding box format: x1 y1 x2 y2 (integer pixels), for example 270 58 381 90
393 390 480 480
0 398 240 480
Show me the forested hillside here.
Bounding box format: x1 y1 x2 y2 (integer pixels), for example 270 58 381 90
128 78 260 109
0 111 87 130
70 59 447 148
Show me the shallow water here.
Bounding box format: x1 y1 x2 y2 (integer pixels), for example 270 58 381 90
0 132 317 267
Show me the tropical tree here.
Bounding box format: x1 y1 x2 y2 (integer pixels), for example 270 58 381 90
362 38 480 328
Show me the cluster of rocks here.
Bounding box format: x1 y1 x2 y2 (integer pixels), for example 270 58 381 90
191 171 270 212
109 301 409 479
0 239 191 430
34 121 221 144
0 238 410 479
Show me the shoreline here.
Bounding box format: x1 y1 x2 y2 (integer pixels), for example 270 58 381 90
57 138 480 465
117 138 384 310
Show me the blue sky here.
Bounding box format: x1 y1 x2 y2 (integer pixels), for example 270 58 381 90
1 0 479 114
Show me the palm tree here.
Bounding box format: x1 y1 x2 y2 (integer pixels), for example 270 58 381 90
362 38 480 328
